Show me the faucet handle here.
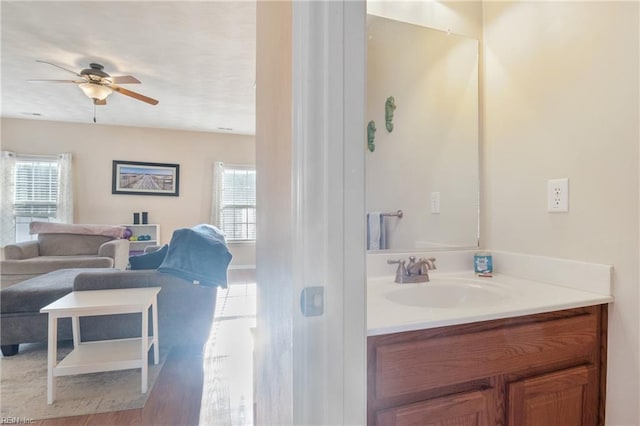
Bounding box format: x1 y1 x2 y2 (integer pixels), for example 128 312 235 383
406 256 417 271
417 257 437 273
387 259 407 277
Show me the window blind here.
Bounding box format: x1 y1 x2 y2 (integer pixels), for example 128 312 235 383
218 165 256 241
14 158 58 217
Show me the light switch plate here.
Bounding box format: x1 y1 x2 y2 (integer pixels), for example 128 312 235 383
431 192 440 214
547 178 569 212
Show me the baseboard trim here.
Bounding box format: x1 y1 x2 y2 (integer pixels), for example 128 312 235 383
229 265 256 270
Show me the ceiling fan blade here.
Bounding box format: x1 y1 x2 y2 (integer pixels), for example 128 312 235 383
110 75 141 84
27 79 84 83
36 60 82 77
109 84 159 105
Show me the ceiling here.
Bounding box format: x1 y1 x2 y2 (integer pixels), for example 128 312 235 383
1 1 256 135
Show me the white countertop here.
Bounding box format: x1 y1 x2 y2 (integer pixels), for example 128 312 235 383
367 271 613 336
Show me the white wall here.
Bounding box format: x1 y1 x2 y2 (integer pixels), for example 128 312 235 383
1 117 256 267
482 2 639 424
254 1 293 424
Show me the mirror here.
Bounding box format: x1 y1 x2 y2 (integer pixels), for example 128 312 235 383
366 14 479 251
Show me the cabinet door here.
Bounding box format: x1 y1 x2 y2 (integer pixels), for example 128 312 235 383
376 389 493 426
508 365 597 426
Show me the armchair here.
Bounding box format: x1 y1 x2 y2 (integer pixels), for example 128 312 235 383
1 223 130 289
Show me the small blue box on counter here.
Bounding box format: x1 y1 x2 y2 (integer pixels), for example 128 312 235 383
474 253 493 273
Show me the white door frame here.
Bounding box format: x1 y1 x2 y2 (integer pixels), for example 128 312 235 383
291 1 366 425
255 1 366 425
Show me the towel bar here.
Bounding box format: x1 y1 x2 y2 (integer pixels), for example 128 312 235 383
381 210 403 218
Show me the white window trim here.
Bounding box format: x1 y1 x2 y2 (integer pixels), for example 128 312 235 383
212 161 256 242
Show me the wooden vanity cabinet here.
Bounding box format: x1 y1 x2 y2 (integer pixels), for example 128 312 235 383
368 305 607 426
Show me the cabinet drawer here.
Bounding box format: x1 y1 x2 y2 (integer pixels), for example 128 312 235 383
376 389 494 426
373 312 597 400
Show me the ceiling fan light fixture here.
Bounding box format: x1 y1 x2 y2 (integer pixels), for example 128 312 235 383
79 82 112 101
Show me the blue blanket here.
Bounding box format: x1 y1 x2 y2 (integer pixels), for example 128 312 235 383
157 224 232 288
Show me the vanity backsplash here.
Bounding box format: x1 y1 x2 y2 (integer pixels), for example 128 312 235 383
367 249 612 296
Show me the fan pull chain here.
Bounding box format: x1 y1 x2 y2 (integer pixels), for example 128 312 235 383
93 103 97 123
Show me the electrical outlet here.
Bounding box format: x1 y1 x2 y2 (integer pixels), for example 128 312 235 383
431 192 440 214
547 178 569 212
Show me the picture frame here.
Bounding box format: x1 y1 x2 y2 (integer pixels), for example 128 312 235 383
112 160 180 196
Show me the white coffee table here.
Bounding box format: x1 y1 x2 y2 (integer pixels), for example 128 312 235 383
40 287 161 404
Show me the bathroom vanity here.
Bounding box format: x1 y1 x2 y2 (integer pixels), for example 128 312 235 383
365 11 613 423
367 304 607 425
366 252 613 426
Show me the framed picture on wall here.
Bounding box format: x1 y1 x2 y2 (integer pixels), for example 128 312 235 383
112 160 180 196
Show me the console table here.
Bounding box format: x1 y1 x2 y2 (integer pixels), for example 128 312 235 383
40 287 161 404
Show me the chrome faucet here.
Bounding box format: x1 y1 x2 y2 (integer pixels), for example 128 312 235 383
388 256 437 283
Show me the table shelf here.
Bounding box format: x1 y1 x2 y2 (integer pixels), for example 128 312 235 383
54 337 155 376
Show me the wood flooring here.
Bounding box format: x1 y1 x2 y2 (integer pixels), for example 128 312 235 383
34 269 256 426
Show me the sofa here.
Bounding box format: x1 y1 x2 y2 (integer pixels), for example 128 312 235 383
0 222 130 288
0 224 231 356
0 268 219 356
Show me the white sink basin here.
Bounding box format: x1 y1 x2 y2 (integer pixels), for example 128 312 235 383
384 278 509 309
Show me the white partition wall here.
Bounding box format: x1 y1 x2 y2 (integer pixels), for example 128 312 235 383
255 1 366 424
255 1 294 423
291 1 366 424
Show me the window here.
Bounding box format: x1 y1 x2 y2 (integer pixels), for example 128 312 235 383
213 162 256 242
0 152 73 245
14 157 59 242
15 158 59 217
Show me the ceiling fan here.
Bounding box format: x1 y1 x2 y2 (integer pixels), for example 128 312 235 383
30 60 159 106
